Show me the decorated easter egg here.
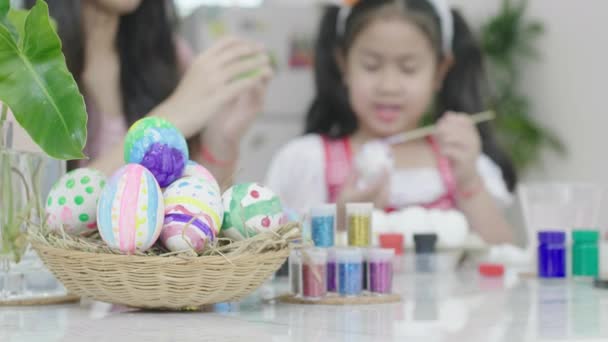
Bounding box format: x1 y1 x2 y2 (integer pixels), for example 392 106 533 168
181 160 220 192
124 117 189 187
221 183 284 241
97 164 164 254
160 213 215 253
45 168 107 235
163 176 223 235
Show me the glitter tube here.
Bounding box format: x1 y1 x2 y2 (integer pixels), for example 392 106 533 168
301 248 327 299
311 204 336 247
368 248 395 295
289 249 302 296
346 203 373 247
337 248 364 297
327 248 337 292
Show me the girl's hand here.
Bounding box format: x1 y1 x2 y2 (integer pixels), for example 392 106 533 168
435 112 482 190
162 37 273 139
337 169 391 210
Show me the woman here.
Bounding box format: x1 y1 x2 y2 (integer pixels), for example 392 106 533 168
27 0 272 185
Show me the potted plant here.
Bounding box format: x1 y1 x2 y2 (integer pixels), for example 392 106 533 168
0 0 87 301
480 0 565 171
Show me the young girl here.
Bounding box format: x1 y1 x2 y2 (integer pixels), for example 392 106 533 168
29 0 272 183
266 0 517 244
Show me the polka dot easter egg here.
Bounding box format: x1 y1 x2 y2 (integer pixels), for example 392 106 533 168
45 168 107 236
124 117 189 188
181 160 220 193
163 176 223 236
97 164 164 254
221 183 284 241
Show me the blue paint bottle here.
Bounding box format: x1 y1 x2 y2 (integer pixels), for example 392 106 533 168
538 231 566 278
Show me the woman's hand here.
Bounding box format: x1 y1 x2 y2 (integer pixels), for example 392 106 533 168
158 37 273 139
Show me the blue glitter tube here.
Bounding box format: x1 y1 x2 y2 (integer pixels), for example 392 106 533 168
311 204 336 247
538 231 566 278
337 248 364 297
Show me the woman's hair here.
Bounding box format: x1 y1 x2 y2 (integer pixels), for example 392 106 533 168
25 0 180 126
305 0 517 191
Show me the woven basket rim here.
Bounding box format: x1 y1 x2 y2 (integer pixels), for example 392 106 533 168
31 239 289 263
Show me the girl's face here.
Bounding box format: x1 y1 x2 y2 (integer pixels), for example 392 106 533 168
91 0 142 15
341 16 449 138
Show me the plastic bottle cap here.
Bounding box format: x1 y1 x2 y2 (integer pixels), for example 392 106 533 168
538 231 566 244
368 248 395 262
478 263 504 277
572 230 599 243
414 233 437 254
311 204 337 217
289 249 301 262
345 202 374 215
302 248 327 264
379 233 404 255
335 247 363 263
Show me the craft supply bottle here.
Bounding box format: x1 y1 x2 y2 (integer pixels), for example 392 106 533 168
327 248 337 292
368 248 395 295
414 233 437 273
301 248 327 299
311 204 336 247
538 231 566 278
346 203 373 247
289 249 302 296
337 248 364 297
379 233 404 273
572 229 599 278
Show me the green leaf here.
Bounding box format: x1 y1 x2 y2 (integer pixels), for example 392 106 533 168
7 8 27 40
0 0 87 160
0 0 8 18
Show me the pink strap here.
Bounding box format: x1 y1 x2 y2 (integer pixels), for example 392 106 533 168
322 136 353 203
425 137 457 210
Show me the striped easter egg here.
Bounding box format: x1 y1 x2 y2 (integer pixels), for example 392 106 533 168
97 164 164 254
163 176 223 236
160 213 215 253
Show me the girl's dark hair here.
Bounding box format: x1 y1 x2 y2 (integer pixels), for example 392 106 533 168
306 0 517 191
25 0 180 126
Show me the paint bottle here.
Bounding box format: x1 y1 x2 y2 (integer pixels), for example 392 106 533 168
572 229 599 278
368 248 395 295
288 249 302 296
346 203 373 247
538 231 566 278
379 233 404 273
327 248 337 292
301 248 327 299
337 248 364 297
414 233 437 273
311 204 336 247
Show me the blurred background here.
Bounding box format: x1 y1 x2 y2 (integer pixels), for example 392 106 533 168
8 0 605 243
174 0 605 186
174 0 607 236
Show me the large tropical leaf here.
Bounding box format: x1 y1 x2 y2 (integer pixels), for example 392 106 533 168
0 0 87 159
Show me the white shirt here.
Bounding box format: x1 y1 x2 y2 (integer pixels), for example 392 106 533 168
265 134 512 215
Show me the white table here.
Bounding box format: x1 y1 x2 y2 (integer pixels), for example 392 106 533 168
2 268 607 342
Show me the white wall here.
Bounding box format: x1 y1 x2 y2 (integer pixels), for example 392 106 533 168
452 0 608 230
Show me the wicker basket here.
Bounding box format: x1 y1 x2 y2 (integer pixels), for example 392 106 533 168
31 223 299 310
